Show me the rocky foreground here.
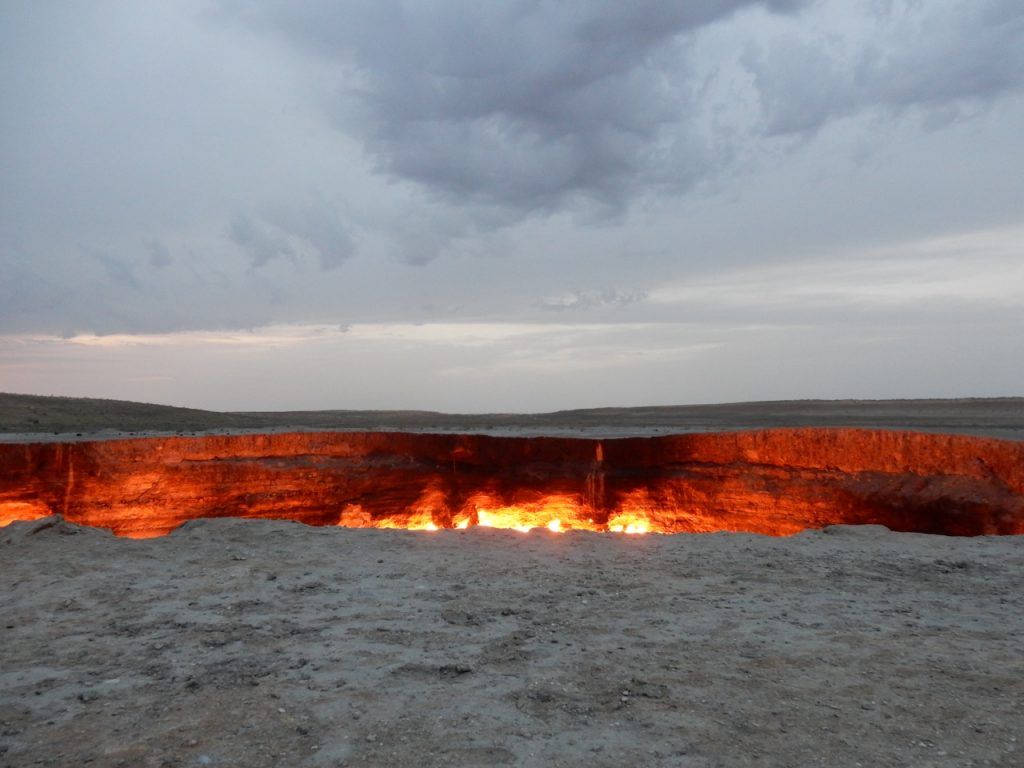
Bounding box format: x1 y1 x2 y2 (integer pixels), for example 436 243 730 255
2 517 1022 767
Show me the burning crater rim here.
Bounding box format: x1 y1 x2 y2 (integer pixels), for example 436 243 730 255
1 428 1023 538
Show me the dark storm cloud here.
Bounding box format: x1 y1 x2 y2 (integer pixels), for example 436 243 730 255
265 202 356 270
199 0 1024 288
2 0 1023 374
231 0 808 216
230 203 356 271
747 1 1024 135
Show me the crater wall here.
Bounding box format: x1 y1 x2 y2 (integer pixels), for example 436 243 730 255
1 429 1022 536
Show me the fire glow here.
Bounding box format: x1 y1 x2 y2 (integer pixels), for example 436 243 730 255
0 493 662 537
2 429 1023 539
330 490 662 536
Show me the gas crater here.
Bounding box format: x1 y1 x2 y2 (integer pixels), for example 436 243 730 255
1 428 1022 537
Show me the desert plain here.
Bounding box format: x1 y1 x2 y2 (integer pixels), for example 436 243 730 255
1 395 1023 767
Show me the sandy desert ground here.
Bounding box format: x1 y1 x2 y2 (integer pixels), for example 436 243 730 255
2 396 1023 766
2 516 1022 768
2 393 1024 440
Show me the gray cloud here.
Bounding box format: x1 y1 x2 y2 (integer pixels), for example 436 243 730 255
233 0 808 217
215 0 1024 262
539 288 647 312
146 240 173 269
229 202 356 271
84 247 141 290
2 1 1023 410
229 215 296 270
264 201 356 270
746 0 1024 135
0 250 64 329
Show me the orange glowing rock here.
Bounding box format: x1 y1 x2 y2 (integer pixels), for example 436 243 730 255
0 500 51 528
0 429 1022 537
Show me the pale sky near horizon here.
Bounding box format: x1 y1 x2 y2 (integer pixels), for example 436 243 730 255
2 1 1023 412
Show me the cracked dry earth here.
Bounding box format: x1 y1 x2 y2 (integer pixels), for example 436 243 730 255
1 517 1022 768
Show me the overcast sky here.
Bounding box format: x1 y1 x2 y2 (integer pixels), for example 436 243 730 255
1 0 1022 412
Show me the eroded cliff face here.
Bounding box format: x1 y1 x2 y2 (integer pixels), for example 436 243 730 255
1 429 1022 537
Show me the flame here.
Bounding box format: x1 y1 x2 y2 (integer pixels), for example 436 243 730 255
333 491 668 534
608 519 650 534
0 490 668 536
374 510 438 531
469 493 595 533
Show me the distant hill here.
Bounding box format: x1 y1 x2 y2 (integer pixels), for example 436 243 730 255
2 392 1023 439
